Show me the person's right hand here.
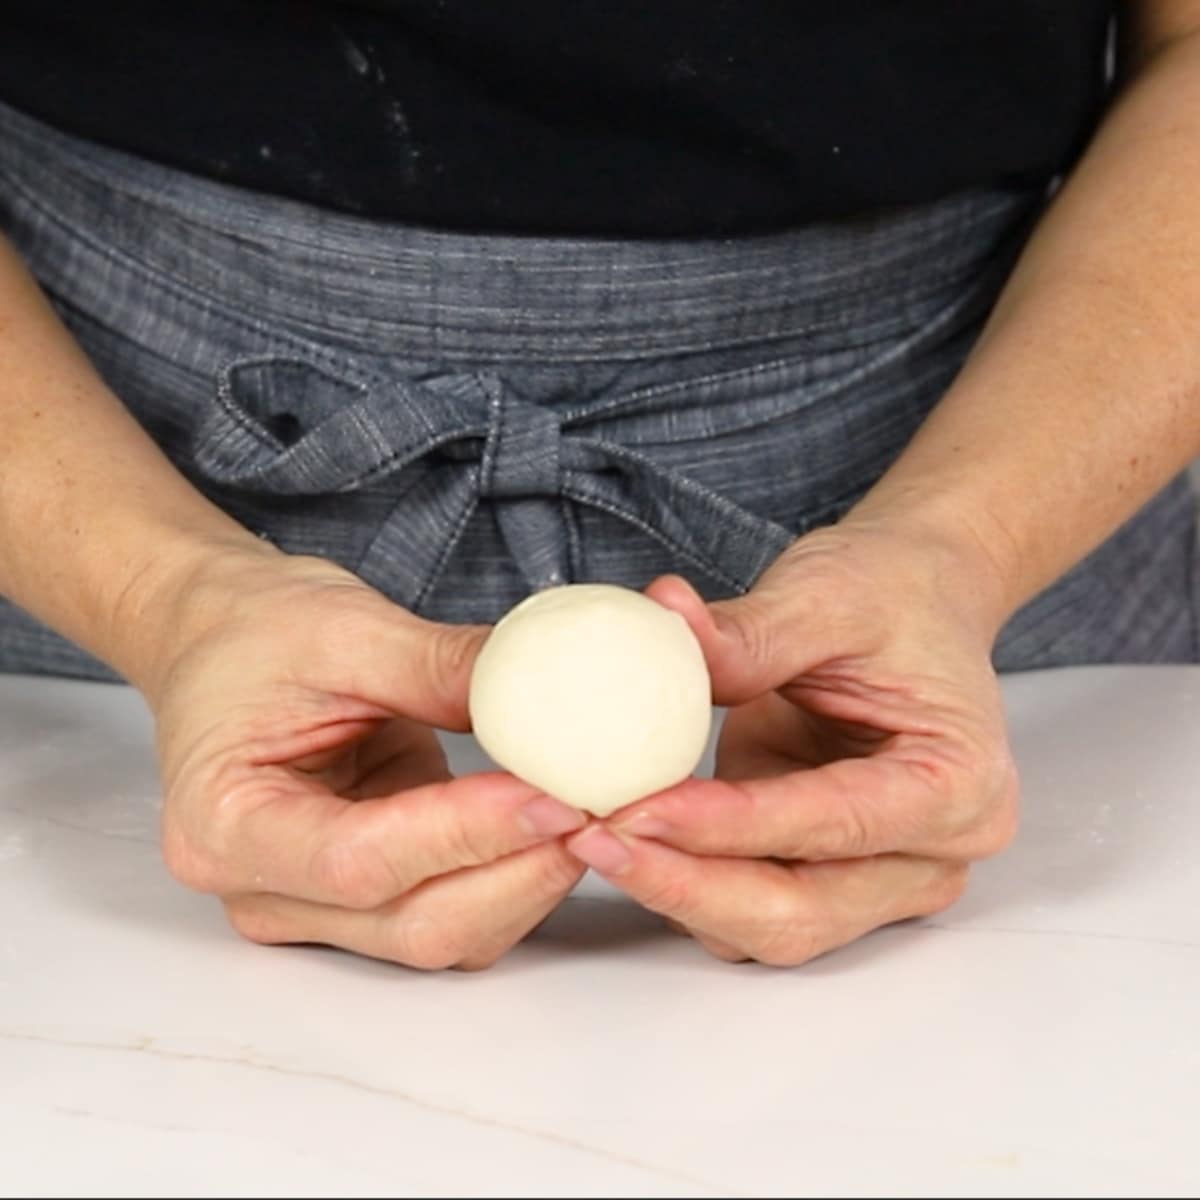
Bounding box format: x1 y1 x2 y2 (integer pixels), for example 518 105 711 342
141 547 587 970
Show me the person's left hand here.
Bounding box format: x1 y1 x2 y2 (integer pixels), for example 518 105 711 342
566 524 1021 965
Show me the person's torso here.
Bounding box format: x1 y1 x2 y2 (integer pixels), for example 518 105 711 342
0 1 1114 235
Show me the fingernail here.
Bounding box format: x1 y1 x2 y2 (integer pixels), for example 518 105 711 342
613 811 672 840
569 827 634 876
519 795 587 837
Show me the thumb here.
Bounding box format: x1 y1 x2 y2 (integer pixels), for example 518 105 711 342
645 571 844 707
351 610 489 733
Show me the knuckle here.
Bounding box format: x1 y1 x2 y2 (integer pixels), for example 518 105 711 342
161 827 222 894
907 737 1020 854
923 864 971 915
977 801 1020 859
796 784 874 860
911 750 961 807
453 958 496 973
715 597 778 691
223 899 284 945
439 814 497 871
637 871 699 921
384 916 462 971
161 766 273 895
530 845 587 897
819 800 874 860
748 893 819 967
701 939 752 964
454 945 509 973
731 602 775 668
309 839 398 909
972 741 1019 800
438 625 482 686
753 923 821 968
987 759 1022 851
955 752 1022 859
427 626 483 725
699 600 774 704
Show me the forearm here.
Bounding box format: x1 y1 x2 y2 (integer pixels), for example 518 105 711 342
846 26 1200 636
0 235 274 688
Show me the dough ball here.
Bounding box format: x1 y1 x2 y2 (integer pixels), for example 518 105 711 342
469 584 712 817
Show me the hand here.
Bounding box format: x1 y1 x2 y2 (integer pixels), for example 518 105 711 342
566 524 1020 965
145 548 586 970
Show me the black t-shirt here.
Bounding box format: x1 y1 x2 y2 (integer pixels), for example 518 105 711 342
0 1 1114 236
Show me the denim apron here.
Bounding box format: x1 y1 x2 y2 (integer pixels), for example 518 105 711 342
0 99 1195 680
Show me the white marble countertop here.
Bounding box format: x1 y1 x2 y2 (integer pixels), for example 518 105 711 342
1 665 1198 1198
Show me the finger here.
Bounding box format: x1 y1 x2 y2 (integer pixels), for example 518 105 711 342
168 770 586 906
293 718 451 796
645 571 855 708
224 840 586 971
344 721 452 798
288 718 392 778
567 826 966 966
306 596 491 732
362 613 489 732
713 693 842 780
662 916 747 962
689 932 751 963
609 744 1004 861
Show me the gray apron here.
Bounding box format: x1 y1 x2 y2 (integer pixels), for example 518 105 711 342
0 99 1195 680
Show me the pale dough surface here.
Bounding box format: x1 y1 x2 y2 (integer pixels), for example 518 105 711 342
469 585 712 816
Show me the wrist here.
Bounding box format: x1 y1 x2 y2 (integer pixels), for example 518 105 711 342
104 527 283 704
829 484 1025 649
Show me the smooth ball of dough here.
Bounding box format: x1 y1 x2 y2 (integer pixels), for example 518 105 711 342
469 584 712 817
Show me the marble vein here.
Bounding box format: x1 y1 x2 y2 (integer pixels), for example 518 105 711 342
52 1102 212 1139
0 1027 739 1197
